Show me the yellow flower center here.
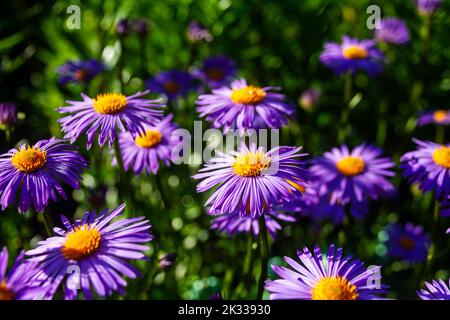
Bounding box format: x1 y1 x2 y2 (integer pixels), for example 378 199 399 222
433 110 447 123
342 45 368 60
75 69 88 81
432 146 450 169
312 276 359 300
336 156 365 176
93 93 127 115
11 147 47 173
286 179 306 193
206 68 225 81
163 80 180 94
61 225 102 261
232 151 271 177
230 86 267 105
135 129 163 148
0 281 14 301
399 236 415 250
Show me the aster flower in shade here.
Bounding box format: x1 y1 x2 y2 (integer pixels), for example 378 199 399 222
417 109 450 126
298 89 320 111
193 142 308 217
117 114 178 175
319 36 384 77
0 247 47 300
211 209 296 239
375 17 410 45
116 18 132 36
133 18 148 37
146 70 196 100
265 244 387 300
0 102 18 127
196 78 295 132
418 279 450 300
0 138 87 213
58 90 164 149
415 0 442 15
187 21 213 43
195 55 237 89
384 223 430 263
57 59 104 85
26 204 153 300
311 144 395 205
400 139 450 200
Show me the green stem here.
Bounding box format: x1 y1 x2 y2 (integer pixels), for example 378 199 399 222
376 100 388 147
139 36 149 78
155 174 170 209
338 72 353 144
423 201 440 282
257 216 269 300
435 125 445 144
113 138 134 215
117 39 125 91
39 212 52 237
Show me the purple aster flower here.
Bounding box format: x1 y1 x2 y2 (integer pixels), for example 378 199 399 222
319 36 384 77
311 144 395 205
146 70 196 100
26 203 153 300
195 55 237 89
0 138 87 213
133 18 148 37
0 247 48 300
417 109 450 126
211 209 296 239
400 139 450 200
58 91 164 149
158 253 175 270
117 114 178 175
196 78 295 133
187 21 213 43
375 17 410 45
418 279 450 300
415 0 442 15
0 102 18 127
57 59 104 85
116 18 132 36
193 142 308 217
384 223 430 263
265 244 387 300
298 89 321 111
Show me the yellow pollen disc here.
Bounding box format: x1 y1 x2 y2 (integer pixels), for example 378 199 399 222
61 225 102 261
433 110 447 123
163 80 180 94
230 86 267 105
232 151 271 177
312 276 359 300
135 129 163 148
336 156 365 176
0 281 14 301
11 147 47 173
432 146 450 169
206 68 225 81
399 236 415 250
286 179 306 193
342 45 368 60
93 93 127 115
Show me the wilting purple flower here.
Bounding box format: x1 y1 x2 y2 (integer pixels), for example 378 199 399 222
187 21 213 43
417 110 450 126
193 143 308 217
0 102 18 126
26 204 153 300
0 138 87 213
401 139 450 200
415 0 442 15
195 55 237 89
211 209 296 239
58 91 164 149
117 114 178 175
57 59 104 85
266 244 387 300
418 279 450 300
133 18 148 37
384 223 430 263
147 70 196 100
320 36 384 77
311 144 395 205
375 17 410 45
116 18 132 36
196 78 295 133
0 247 47 300
298 89 320 110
